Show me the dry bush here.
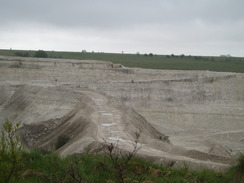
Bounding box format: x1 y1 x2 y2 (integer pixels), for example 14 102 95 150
103 130 144 183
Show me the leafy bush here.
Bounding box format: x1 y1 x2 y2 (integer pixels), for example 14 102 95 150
0 121 23 183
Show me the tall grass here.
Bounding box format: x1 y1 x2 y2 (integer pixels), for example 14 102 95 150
8 150 240 183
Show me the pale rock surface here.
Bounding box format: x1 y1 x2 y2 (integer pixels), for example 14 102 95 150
0 56 243 171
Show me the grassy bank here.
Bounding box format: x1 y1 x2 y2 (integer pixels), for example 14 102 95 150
0 49 244 73
5 150 241 183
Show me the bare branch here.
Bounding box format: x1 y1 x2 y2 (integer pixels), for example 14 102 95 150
102 130 143 183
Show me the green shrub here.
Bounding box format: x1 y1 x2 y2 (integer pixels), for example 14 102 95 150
233 153 244 182
0 121 23 183
34 50 48 58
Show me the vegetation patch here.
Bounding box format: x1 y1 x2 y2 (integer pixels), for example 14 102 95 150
7 152 242 183
34 50 48 58
1 121 243 182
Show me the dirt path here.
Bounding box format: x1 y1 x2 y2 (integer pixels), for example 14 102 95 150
90 92 124 142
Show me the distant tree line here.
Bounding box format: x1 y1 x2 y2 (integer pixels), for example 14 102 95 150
15 51 30 57
15 50 48 58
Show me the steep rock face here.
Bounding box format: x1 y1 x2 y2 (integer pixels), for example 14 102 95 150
0 56 243 108
0 56 244 171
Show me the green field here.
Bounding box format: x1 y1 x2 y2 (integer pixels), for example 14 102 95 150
0 49 244 73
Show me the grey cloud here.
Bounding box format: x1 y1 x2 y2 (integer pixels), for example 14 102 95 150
2 0 244 29
1 0 244 56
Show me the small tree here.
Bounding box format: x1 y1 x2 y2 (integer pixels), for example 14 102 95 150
0 121 23 183
34 50 48 58
103 131 142 183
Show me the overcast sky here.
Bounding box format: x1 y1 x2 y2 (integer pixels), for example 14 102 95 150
1 0 244 56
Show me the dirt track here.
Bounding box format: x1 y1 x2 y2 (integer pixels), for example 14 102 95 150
0 56 243 171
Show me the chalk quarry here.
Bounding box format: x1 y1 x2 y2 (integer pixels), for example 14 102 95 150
0 56 243 171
